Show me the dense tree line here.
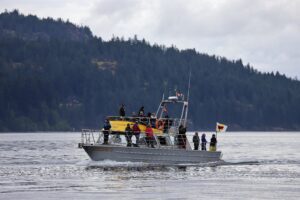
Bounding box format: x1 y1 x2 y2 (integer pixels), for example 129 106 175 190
1 10 300 131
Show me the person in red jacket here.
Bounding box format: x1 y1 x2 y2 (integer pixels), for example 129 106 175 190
132 121 141 147
145 124 155 148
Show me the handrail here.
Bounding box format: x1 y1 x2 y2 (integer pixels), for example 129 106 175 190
81 129 100 145
81 129 193 151
107 115 184 122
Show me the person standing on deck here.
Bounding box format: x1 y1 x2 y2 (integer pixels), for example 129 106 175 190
201 133 207 151
125 124 133 147
119 104 125 117
145 124 155 148
132 121 141 147
209 134 217 151
193 132 200 150
163 115 170 133
138 106 144 117
178 125 187 149
103 119 111 144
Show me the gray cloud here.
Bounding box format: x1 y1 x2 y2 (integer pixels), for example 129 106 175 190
1 0 300 78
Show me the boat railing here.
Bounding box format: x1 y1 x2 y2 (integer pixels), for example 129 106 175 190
80 128 193 151
80 129 101 146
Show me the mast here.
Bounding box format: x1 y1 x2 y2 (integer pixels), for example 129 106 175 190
155 93 164 118
183 70 191 127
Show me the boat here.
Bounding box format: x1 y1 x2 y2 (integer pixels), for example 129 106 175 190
79 82 222 164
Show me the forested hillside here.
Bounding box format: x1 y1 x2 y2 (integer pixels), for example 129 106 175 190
1 10 300 131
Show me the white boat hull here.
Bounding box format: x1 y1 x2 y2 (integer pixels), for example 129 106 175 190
82 144 222 164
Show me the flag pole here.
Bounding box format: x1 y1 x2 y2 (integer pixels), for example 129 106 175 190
215 122 218 139
215 122 218 151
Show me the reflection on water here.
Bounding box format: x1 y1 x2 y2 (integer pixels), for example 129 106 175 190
0 132 300 200
85 164 191 172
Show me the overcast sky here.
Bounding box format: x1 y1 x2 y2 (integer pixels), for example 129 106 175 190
2 0 300 78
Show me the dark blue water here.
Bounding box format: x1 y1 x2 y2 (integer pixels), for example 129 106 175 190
0 132 299 199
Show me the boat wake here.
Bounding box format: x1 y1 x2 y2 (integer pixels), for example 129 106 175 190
79 159 261 171
84 160 149 168
219 160 260 166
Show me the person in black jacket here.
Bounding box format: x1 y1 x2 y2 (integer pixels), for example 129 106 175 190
209 134 217 151
201 133 207 151
178 125 187 149
193 132 200 150
138 106 144 117
119 104 125 117
125 123 133 147
102 119 111 144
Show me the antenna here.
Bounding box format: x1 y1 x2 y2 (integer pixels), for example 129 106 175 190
187 70 192 102
183 70 192 127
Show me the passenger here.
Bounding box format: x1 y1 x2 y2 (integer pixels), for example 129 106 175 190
125 123 133 147
138 106 145 117
177 125 183 148
193 132 200 150
201 133 207 151
119 104 125 117
209 134 217 151
150 118 156 128
156 120 164 130
102 119 111 144
145 124 155 148
132 121 141 147
178 125 187 149
146 112 152 126
163 115 170 133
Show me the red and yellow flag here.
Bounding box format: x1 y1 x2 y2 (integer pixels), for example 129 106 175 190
216 122 228 132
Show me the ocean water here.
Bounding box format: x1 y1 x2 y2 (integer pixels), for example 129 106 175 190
0 132 300 200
